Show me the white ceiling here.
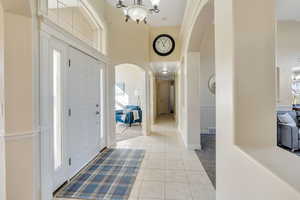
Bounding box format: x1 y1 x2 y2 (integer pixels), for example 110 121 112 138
107 0 187 27
277 0 300 21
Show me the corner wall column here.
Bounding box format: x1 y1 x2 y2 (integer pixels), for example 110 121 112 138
107 64 116 146
184 52 201 150
1 10 38 200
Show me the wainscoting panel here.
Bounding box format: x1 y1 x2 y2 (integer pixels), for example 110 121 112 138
276 105 292 111
4 130 40 200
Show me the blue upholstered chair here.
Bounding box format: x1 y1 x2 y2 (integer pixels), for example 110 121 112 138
277 110 300 152
115 105 142 127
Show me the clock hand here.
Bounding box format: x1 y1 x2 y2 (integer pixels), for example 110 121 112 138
161 40 166 48
162 39 167 47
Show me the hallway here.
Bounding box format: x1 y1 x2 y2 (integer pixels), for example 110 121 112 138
117 115 215 200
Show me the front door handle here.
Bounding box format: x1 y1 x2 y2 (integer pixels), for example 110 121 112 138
96 111 100 115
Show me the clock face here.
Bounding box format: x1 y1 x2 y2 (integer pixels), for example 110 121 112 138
153 34 175 56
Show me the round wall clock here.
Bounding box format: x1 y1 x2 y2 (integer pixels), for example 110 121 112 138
153 34 175 56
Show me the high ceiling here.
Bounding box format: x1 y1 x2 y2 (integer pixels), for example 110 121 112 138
277 0 300 21
107 0 187 27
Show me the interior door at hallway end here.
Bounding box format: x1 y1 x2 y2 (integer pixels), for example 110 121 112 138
157 80 171 115
67 47 103 179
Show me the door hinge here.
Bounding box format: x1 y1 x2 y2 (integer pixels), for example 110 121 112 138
68 59 71 68
68 108 72 117
68 158 72 166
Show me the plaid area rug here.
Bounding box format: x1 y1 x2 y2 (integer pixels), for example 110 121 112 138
55 148 145 200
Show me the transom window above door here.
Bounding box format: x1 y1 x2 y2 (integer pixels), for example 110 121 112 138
44 0 105 53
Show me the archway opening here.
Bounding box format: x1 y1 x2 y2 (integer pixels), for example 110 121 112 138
183 0 216 188
114 64 147 143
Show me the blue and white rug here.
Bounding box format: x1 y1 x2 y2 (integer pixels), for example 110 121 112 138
55 148 145 200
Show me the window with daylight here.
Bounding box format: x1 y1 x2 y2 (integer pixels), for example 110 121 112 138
115 83 129 110
53 49 63 170
47 0 104 52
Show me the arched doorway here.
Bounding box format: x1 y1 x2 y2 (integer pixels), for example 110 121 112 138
181 0 298 198
179 0 216 188
114 64 147 142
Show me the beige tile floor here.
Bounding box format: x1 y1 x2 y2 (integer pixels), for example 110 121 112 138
116 115 216 200
55 115 215 200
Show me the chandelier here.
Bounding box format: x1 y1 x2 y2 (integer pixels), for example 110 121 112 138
116 0 160 24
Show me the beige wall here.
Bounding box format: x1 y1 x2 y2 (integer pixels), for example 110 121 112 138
277 21 300 106
104 3 182 67
174 72 180 126
0 3 6 200
181 52 201 149
4 12 34 134
199 25 215 106
1 5 37 200
150 73 157 124
150 26 181 62
177 65 185 132
199 23 215 133
105 3 150 66
0 1 4 132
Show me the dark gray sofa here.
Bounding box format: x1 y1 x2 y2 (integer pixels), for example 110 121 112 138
277 111 300 152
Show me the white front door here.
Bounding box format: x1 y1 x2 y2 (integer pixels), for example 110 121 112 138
40 35 107 198
67 47 103 178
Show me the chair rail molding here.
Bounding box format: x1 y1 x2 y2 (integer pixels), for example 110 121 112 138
3 129 41 141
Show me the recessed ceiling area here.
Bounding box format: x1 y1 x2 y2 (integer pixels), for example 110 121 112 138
151 62 179 80
107 0 187 27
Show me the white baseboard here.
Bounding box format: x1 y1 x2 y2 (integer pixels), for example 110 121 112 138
178 128 188 148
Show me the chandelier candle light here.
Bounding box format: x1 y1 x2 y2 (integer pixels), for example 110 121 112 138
116 0 161 24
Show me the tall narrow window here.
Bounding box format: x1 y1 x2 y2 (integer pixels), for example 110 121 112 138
53 49 62 170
